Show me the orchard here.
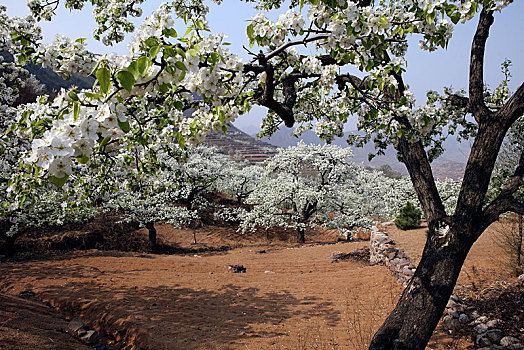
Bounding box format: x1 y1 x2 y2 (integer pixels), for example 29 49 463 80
0 0 523 349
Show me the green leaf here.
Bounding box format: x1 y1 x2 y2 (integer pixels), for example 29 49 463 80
173 101 184 110
137 56 149 76
167 28 177 38
96 67 111 94
117 70 136 92
99 135 111 148
246 23 254 40
118 119 131 133
50 174 69 188
175 47 186 58
84 92 101 99
127 61 139 79
175 61 187 71
210 52 219 64
73 102 80 122
178 70 186 81
69 91 80 101
144 37 158 47
149 45 161 58
450 12 461 24
176 132 186 149
76 154 89 164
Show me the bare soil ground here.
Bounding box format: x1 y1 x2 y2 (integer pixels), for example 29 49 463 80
0 219 520 349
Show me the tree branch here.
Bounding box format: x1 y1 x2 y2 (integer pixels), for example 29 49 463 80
265 35 329 61
495 81 524 127
481 151 524 232
469 10 494 122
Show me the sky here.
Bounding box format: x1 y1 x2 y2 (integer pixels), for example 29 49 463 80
3 0 524 135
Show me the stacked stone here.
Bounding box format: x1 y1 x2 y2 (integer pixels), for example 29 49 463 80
369 225 417 286
442 296 523 349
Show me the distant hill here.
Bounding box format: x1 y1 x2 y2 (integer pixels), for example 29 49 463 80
257 128 470 180
1 51 94 93
204 124 278 164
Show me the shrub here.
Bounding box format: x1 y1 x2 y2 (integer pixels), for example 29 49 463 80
394 202 422 230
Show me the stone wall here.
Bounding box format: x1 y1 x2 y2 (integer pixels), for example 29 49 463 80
369 223 416 286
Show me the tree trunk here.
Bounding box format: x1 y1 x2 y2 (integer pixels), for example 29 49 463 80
297 227 305 243
370 225 475 349
517 214 523 275
0 219 18 258
145 222 157 253
2 236 16 258
193 229 198 244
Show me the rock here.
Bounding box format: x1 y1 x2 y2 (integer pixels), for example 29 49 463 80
501 337 521 347
478 316 489 323
453 304 466 314
486 329 503 344
327 251 344 259
68 318 85 333
228 264 246 273
448 311 460 318
476 334 492 348
518 273 524 282
458 313 469 324
392 258 411 268
471 310 480 319
474 323 489 334
486 319 502 329
382 221 395 226
446 299 458 309
80 330 100 345
442 315 453 329
507 344 524 350
264 270 275 274
384 248 397 259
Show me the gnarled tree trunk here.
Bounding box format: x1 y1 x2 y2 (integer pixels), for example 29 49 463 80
370 224 475 349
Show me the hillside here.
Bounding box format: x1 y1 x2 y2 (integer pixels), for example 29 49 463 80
204 124 279 164
1 51 94 93
259 128 469 180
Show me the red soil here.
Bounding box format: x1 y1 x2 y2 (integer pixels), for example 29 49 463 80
0 220 518 349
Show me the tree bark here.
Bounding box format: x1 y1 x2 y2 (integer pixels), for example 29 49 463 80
297 227 305 243
145 222 157 253
370 224 475 349
517 214 523 275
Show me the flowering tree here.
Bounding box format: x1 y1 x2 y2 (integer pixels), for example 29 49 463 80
1 0 523 348
103 189 197 252
216 161 262 206
0 47 99 256
160 145 231 210
240 142 354 242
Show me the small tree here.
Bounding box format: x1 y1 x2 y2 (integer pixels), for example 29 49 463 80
394 202 422 230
